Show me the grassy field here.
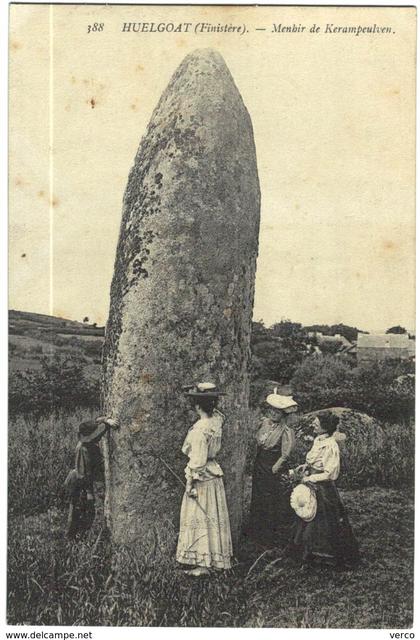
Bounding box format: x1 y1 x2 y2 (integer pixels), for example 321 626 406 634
8 453 414 630
7 312 415 628
8 487 413 627
8 310 103 375
7 399 415 628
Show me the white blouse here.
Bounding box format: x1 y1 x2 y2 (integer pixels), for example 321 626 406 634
305 434 340 482
182 412 224 482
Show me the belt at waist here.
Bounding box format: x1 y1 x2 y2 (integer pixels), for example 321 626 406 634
308 466 328 474
307 467 336 482
257 446 282 456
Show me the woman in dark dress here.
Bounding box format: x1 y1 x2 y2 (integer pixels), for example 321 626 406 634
247 391 298 547
289 412 359 569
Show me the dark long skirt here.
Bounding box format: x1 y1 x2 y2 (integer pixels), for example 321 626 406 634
290 480 359 567
246 447 294 547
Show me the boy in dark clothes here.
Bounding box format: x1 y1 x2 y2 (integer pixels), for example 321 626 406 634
65 415 119 538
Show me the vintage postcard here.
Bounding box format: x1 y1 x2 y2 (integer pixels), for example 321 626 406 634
7 2 416 635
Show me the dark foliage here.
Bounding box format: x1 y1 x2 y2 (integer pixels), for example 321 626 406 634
9 355 100 421
291 355 414 423
385 325 407 334
304 323 367 343
318 339 343 355
250 321 309 400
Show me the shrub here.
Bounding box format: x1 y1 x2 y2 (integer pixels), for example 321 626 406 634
291 355 415 423
304 323 365 343
250 321 308 390
350 360 414 423
291 354 354 411
318 340 342 355
9 355 100 421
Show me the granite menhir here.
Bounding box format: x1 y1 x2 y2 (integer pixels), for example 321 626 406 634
102 49 260 547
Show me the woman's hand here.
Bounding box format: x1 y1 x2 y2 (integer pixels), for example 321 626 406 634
272 460 284 474
186 481 197 499
301 475 313 484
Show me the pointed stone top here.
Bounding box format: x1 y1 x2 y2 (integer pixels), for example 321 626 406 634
176 49 234 90
160 47 243 119
181 47 227 66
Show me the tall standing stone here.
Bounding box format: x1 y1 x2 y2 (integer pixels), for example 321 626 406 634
102 49 260 547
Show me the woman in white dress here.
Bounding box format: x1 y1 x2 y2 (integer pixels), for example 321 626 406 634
176 383 233 576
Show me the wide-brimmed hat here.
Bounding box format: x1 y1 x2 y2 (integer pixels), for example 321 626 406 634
78 420 108 444
183 382 225 399
290 484 317 522
266 388 298 413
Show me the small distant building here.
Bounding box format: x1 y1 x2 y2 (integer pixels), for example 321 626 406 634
307 331 352 350
357 333 414 363
338 343 357 360
408 338 416 360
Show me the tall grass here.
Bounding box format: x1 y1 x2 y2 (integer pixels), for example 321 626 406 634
340 422 415 488
8 488 414 627
8 403 414 627
9 407 415 520
8 408 96 517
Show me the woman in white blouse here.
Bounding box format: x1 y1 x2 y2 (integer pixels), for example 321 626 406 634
176 383 233 576
290 411 359 569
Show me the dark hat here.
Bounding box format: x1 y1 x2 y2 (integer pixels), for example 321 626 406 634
78 420 108 444
183 382 225 399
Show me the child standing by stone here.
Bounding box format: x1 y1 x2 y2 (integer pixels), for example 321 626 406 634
65 416 119 538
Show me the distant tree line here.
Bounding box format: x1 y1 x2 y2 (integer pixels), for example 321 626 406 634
250 320 415 423
304 323 367 343
8 319 414 424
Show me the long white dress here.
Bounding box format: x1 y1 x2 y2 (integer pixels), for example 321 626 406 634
176 412 233 569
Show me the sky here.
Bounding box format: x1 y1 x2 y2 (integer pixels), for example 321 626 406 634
9 4 416 333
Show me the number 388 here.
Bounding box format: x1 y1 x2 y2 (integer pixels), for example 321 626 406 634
87 23 104 33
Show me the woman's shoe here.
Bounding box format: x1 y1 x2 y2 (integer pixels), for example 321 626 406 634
184 567 210 577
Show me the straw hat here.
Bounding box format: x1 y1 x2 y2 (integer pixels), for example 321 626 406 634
183 382 225 399
266 387 298 413
290 484 317 522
